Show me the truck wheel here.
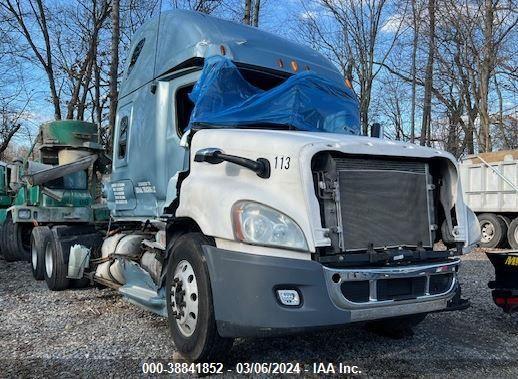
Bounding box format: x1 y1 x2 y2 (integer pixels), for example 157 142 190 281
2 214 31 262
165 233 233 362
508 218 518 250
44 229 70 291
367 313 427 339
497 215 511 248
31 226 51 280
477 213 506 248
0 219 10 261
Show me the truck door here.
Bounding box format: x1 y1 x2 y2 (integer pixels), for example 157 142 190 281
155 70 201 212
109 102 137 211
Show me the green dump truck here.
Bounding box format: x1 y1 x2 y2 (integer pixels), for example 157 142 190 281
0 120 109 281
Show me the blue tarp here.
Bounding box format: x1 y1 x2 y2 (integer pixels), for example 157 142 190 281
188 55 360 135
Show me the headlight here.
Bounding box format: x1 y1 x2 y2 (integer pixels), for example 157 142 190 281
232 201 308 251
18 209 31 220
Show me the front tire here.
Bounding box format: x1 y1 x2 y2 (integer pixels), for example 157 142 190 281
44 228 70 291
31 226 52 280
165 233 233 362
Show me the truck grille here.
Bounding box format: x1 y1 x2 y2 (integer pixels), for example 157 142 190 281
312 154 435 254
334 157 427 174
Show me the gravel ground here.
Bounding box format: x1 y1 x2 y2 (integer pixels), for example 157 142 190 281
1 249 517 378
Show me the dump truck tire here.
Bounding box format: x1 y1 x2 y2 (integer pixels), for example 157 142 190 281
508 218 518 250
497 215 512 248
367 313 427 339
44 228 70 291
31 226 51 280
165 233 233 362
478 213 506 249
2 214 30 262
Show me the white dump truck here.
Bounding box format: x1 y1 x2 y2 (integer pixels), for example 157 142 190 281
460 150 518 249
37 10 480 362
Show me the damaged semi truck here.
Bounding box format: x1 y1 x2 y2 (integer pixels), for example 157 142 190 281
43 10 481 362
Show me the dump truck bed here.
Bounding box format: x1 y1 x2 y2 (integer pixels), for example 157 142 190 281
460 150 518 213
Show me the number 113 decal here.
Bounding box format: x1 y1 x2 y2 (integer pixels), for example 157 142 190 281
274 156 291 170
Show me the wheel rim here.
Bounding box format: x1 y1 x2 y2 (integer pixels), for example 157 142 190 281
170 260 198 337
514 226 518 245
45 243 53 278
31 239 38 270
480 221 495 243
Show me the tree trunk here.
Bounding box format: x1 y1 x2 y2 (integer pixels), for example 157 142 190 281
243 0 252 25
360 79 371 135
76 54 94 120
94 53 102 143
252 0 260 27
35 0 61 120
109 0 120 151
478 0 494 152
410 0 420 144
420 0 435 146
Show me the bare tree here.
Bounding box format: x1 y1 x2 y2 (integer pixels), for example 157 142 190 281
243 0 252 24
109 0 120 150
2 0 62 120
252 0 260 27
171 0 226 14
311 0 408 134
420 0 435 146
410 0 424 143
0 93 31 158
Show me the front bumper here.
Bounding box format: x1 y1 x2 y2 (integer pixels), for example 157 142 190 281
202 246 464 338
9 205 94 223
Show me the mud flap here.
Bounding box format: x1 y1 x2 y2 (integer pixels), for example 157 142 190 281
430 284 470 313
487 251 518 313
51 225 104 277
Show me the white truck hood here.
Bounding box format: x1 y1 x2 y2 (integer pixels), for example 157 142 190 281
176 129 479 254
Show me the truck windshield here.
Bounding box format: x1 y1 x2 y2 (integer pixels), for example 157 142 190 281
188 56 360 136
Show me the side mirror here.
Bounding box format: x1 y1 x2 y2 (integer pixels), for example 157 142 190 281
371 123 383 138
194 148 270 179
194 148 224 164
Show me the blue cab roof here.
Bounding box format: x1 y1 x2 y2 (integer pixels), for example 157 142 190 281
120 9 345 98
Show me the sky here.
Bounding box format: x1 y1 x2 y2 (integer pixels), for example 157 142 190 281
4 0 517 149
5 0 315 147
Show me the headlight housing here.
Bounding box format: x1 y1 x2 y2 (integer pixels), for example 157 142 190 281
232 201 308 251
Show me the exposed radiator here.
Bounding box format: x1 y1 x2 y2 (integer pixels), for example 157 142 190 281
314 154 435 253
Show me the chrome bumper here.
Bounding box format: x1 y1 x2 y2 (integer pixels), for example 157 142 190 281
323 259 460 321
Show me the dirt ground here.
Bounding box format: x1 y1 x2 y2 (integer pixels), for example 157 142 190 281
1 249 517 377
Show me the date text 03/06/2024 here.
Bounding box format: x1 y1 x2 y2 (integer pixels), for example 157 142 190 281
141 362 363 375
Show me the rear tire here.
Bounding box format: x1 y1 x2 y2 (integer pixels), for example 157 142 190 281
165 233 233 362
497 215 512 248
508 218 518 250
31 226 52 280
44 228 70 291
2 214 31 262
367 313 427 339
477 213 506 248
